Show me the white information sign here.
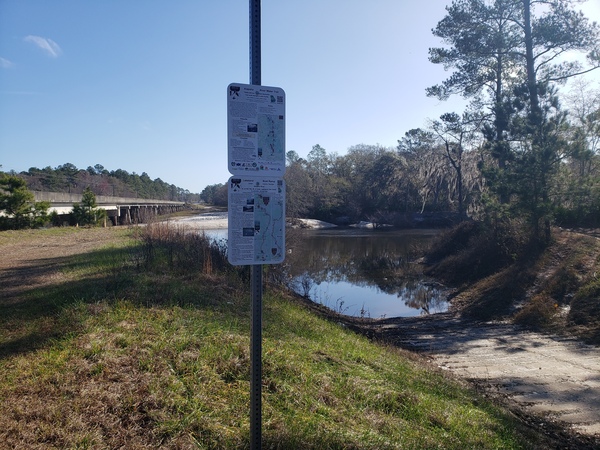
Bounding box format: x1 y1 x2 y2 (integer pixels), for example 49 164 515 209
227 83 286 176
227 176 286 265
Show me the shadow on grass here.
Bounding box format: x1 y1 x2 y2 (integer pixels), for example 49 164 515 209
0 247 129 358
0 245 249 360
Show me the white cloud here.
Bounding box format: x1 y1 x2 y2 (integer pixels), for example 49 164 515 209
0 57 15 68
24 35 62 58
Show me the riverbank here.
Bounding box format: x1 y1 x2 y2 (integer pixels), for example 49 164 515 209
0 226 564 449
170 212 339 231
166 213 600 442
330 225 600 445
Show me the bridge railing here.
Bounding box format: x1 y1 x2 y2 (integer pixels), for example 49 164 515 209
33 191 186 225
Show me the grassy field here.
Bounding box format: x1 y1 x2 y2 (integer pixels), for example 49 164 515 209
0 225 552 449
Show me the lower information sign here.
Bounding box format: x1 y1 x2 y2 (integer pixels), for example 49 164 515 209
227 176 286 265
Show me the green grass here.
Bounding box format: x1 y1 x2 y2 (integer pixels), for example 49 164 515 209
0 227 547 449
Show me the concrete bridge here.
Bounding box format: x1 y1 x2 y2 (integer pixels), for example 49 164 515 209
33 191 186 226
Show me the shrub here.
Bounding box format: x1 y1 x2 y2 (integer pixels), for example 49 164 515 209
569 280 600 327
71 187 106 227
514 294 559 328
0 174 50 229
425 220 527 286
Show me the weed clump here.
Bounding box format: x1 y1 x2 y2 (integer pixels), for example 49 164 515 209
138 221 229 275
569 280 600 330
514 294 559 328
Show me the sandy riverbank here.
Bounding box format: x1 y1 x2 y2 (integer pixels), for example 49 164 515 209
170 213 337 231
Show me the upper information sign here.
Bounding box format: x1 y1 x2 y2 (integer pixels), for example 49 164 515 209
227 83 286 176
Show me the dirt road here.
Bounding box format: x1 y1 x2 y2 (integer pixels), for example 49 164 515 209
372 313 600 439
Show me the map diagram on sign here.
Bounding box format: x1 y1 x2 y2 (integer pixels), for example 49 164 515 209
228 176 286 265
258 115 284 162
253 192 284 262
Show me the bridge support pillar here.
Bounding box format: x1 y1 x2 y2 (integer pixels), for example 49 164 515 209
119 206 131 225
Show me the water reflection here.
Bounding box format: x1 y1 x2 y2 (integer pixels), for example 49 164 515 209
285 229 448 318
183 214 449 318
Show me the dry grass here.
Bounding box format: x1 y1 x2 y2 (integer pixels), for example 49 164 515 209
138 221 230 276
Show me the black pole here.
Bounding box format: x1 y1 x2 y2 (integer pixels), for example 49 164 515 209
249 2 262 449
250 264 262 450
250 0 261 86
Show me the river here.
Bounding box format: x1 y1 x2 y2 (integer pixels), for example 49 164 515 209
284 228 447 318
174 213 447 318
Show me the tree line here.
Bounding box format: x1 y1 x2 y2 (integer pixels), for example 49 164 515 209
8 163 200 203
203 0 600 241
1 163 201 229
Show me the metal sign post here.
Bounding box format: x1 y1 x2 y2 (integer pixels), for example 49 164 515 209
250 0 261 86
227 81 286 450
249 2 262 449
226 3 285 448
250 263 262 450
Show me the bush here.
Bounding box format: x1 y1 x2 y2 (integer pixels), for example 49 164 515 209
569 280 600 327
514 294 559 328
0 174 50 229
71 187 106 227
425 220 527 286
554 204 600 228
424 220 479 264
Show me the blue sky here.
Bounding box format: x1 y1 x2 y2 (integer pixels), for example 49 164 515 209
1 1 599 194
